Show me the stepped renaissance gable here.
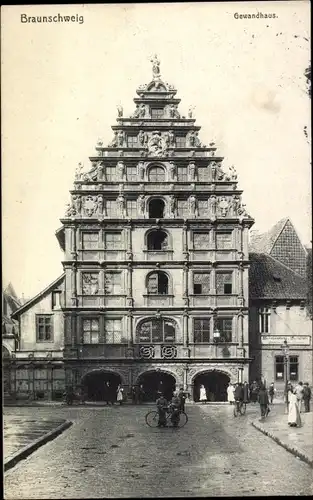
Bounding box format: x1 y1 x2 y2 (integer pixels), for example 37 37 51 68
52 55 255 402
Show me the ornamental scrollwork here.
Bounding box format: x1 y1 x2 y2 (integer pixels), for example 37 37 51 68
161 345 177 359
139 345 155 359
82 273 99 295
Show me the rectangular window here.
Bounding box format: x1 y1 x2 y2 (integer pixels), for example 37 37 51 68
198 200 208 217
216 232 232 249
106 200 116 217
177 200 189 217
194 319 210 343
127 200 138 218
105 319 122 344
82 232 99 250
289 356 299 381
259 307 271 333
105 167 116 182
127 135 138 148
36 315 53 342
216 272 233 295
177 167 188 182
105 273 122 295
193 273 210 295
216 318 232 343
151 108 164 119
176 136 186 148
127 167 137 182
275 356 285 381
82 273 99 295
104 232 122 250
193 232 210 249
82 318 99 344
198 167 208 182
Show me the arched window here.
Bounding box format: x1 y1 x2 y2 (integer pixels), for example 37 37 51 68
137 318 176 343
148 199 165 218
148 167 165 182
147 230 169 250
147 271 168 295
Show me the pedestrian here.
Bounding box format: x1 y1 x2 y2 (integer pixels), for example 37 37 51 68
199 384 207 403
243 381 250 404
116 384 124 405
268 382 276 404
169 392 181 428
234 382 244 402
139 384 145 403
178 387 187 412
258 384 269 420
294 381 304 413
227 382 235 405
250 380 259 403
288 390 302 427
156 392 168 427
131 385 137 404
303 382 311 413
104 381 111 405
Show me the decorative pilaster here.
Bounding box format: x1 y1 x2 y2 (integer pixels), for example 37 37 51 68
71 263 77 306
237 311 244 357
126 222 133 260
182 223 188 259
127 263 134 307
127 310 134 349
182 311 190 358
183 263 189 306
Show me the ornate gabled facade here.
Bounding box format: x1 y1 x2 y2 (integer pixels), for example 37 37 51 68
51 55 255 401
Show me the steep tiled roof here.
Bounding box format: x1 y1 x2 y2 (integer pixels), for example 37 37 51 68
249 218 288 253
249 252 307 300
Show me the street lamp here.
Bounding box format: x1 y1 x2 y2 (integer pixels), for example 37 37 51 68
281 339 290 413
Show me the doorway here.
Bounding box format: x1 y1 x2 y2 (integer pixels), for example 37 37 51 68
81 370 122 401
193 371 230 402
137 371 176 402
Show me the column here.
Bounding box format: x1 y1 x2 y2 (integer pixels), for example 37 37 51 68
127 264 133 307
183 263 189 305
210 264 216 296
237 311 244 358
71 263 77 306
182 311 190 358
182 223 188 258
127 311 134 349
126 224 133 259
242 224 249 259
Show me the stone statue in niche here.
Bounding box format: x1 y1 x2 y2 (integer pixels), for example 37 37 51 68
117 105 123 118
83 196 97 217
138 161 145 180
232 196 241 215
138 130 146 147
187 130 196 147
194 132 201 147
75 162 83 181
169 195 176 216
188 195 197 216
109 131 118 147
238 203 249 217
96 194 104 215
83 161 98 181
138 194 145 214
169 104 180 119
82 273 99 295
188 161 196 180
97 161 104 181
117 194 125 216
168 130 176 147
229 165 237 180
139 104 146 118
117 130 125 147
117 161 125 180
218 196 230 217
72 195 82 215
148 131 165 157
131 105 140 118
169 161 176 180
210 195 217 216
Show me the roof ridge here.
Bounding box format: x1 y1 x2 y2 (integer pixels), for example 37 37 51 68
269 217 289 252
263 253 305 279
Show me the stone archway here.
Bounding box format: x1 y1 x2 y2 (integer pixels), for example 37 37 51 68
81 369 122 402
193 370 230 402
136 370 176 402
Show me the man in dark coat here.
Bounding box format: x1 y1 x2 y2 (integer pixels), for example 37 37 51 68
178 387 188 413
234 383 244 402
243 381 250 403
156 393 168 427
258 384 269 420
250 381 259 403
104 381 111 405
303 382 311 412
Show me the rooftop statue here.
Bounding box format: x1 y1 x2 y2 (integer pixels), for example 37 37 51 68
151 54 161 79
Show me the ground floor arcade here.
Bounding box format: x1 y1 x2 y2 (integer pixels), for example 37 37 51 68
3 360 250 402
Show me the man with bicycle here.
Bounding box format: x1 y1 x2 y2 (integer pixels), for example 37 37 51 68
234 382 244 414
156 393 168 427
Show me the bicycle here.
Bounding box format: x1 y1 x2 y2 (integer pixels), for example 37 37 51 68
233 400 247 417
145 407 188 428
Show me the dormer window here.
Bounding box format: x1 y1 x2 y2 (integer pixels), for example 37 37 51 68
273 275 281 282
151 108 164 119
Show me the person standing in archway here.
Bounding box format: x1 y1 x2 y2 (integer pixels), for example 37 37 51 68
199 384 207 403
104 381 111 405
116 384 124 406
227 382 235 405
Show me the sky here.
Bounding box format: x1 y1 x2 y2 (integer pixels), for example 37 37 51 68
2 1 311 299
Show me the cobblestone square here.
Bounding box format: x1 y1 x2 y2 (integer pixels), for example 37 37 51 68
4 404 313 498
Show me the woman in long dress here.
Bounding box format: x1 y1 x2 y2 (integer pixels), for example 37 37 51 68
288 390 301 427
116 384 124 406
199 384 207 403
227 383 235 405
